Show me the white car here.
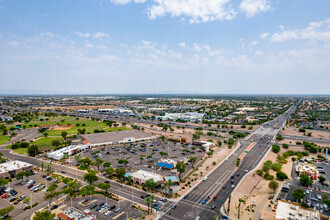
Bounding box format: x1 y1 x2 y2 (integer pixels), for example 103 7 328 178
317 195 322 200
195 216 200 220
104 210 111 216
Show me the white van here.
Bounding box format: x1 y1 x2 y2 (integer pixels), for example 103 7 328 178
203 177 208 181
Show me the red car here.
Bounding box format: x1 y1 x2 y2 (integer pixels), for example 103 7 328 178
213 196 217 200
2 194 8 199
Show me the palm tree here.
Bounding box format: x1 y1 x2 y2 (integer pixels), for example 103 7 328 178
227 194 231 213
75 154 82 165
144 196 152 215
237 198 246 219
46 162 52 174
40 162 45 172
163 181 170 196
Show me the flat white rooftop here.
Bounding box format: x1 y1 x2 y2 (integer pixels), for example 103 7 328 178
0 160 32 174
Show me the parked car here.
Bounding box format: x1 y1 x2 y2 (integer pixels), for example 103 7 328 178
49 205 58 212
90 203 97 209
114 208 121 213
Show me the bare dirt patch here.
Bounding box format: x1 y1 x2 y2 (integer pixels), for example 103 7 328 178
281 127 330 139
52 124 75 130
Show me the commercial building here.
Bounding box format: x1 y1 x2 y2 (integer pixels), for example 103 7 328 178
47 145 90 160
0 160 33 179
296 162 319 179
156 162 174 170
275 200 320 220
192 141 214 152
97 108 135 116
80 130 156 147
155 112 205 122
128 170 164 185
57 207 97 220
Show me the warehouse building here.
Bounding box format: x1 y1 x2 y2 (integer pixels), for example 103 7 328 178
47 145 90 160
0 160 33 179
80 130 156 147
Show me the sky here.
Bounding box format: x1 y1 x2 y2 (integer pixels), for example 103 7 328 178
0 0 329 95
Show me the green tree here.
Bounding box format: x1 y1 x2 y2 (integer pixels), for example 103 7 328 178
300 174 312 187
139 156 144 164
84 172 99 185
175 161 186 180
276 171 288 181
272 145 281 153
292 188 305 202
103 161 112 168
106 167 114 176
51 140 61 147
40 162 45 172
27 144 39 156
61 131 68 140
95 157 104 172
0 205 14 217
272 162 282 172
268 180 279 193
188 156 197 168
97 182 111 194
33 211 56 220
144 179 157 191
318 175 326 183
207 151 213 158
115 167 126 180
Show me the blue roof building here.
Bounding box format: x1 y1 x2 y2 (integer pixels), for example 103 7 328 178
156 162 174 170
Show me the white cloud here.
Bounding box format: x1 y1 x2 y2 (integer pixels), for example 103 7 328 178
134 0 146 2
260 33 269 39
179 42 186 47
74 32 90 38
250 41 258 46
93 32 110 38
147 0 237 23
193 43 202 52
271 18 330 42
239 0 271 18
110 0 131 5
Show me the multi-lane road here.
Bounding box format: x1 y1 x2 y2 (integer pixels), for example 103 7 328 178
159 105 296 220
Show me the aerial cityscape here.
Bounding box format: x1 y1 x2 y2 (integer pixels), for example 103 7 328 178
0 0 329 220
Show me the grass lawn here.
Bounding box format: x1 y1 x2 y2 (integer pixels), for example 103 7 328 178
23 117 121 136
0 135 10 145
6 145 27 154
105 127 131 132
32 137 63 152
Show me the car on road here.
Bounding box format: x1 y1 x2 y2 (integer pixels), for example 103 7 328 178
140 195 145 199
213 196 217 200
184 195 188 199
222 186 226 189
211 205 216 209
195 216 200 220
231 185 235 188
231 180 235 184
245 170 248 173
203 177 208 181
194 186 198 190
61 171 66 173
236 173 240 177
231 175 235 179
49 205 58 212
172 205 177 209
221 215 229 219
202 200 206 204
104 181 110 183
305 190 309 194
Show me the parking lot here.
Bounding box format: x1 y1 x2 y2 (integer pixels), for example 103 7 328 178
81 140 206 176
277 161 330 216
0 172 66 218
63 195 146 220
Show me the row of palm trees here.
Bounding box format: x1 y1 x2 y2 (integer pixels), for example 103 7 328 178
36 161 53 174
